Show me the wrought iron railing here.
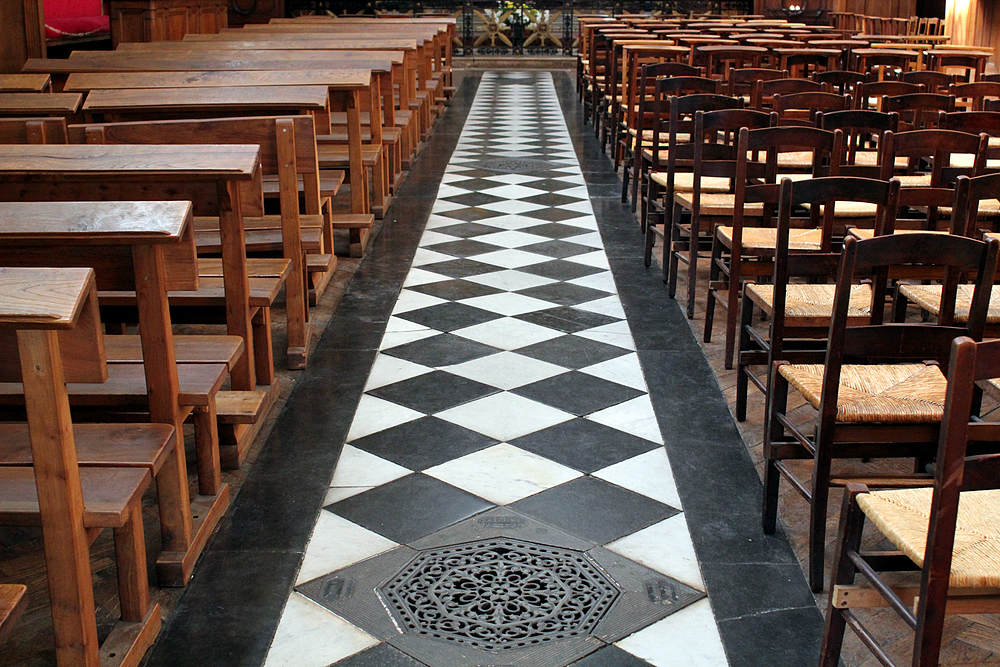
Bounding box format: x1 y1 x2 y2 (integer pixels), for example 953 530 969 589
286 0 753 56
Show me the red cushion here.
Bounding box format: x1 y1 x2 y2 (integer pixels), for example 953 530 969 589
46 0 102 19
45 16 109 40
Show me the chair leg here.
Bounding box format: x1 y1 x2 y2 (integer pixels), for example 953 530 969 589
704 237 722 342
113 503 151 623
621 142 631 204
685 214 699 319
667 202 684 297
736 293 754 422
724 267 741 369
762 368 788 534
642 178 658 236
644 213 656 268
818 485 868 667
810 445 835 593
630 146 642 214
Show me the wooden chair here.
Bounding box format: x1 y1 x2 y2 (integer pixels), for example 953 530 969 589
819 335 1000 667
773 91 852 127
705 125 844 369
901 69 955 94
882 93 956 130
854 80 921 111
726 66 787 100
813 70 867 96
882 128 988 190
763 232 999 592
736 176 900 422
950 81 1000 112
631 73 720 218
620 61 701 207
0 266 161 667
818 109 898 172
751 77 827 111
648 103 763 317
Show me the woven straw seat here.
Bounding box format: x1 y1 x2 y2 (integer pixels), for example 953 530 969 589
775 173 813 182
938 200 1000 217
949 154 1000 170
674 194 764 218
802 201 880 217
716 226 822 250
649 172 730 192
852 151 910 168
849 229 949 240
777 150 815 169
777 363 947 423
745 283 871 325
629 128 690 143
897 283 1000 324
641 148 670 162
858 487 1000 588
895 174 933 187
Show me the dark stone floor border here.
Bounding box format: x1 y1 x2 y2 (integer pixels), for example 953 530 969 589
548 71 825 666
142 73 484 667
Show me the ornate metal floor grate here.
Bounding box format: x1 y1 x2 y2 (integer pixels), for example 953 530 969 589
298 508 704 667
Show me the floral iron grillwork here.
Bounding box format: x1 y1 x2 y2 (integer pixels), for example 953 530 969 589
379 538 621 651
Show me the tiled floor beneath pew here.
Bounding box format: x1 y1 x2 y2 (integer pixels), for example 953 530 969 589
263 71 728 667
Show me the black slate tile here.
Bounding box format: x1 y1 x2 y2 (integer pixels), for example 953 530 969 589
521 222 592 239
440 191 507 207
330 643 428 667
433 222 505 238
419 258 505 279
569 645 655 667
510 476 678 545
715 607 824 667
518 335 631 369
512 371 644 416
518 240 598 259
520 192 589 207
425 238 502 257
382 333 501 367
349 416 499 470
510 418 660 474
516 282 612 307
368 370 499 414
408 278 503 301
515 306 622 334
394 302 504 332
521 207 590 223
326 473 494 544
519 259 605 281
436 207 506 223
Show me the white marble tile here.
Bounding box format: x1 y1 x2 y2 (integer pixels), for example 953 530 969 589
453 317 563 350
587 395 663 444
479 184 549 200
402 268 452 288
615 599 728 667
556 212 599 230
465 269 556 292
580 353 647 392
606 515 703 589
473 230 550 249
575 296 628 319
566 250 611 269
390 289 447 315
434 184 474 199
568 270 618 294
459 291 555 316
479 199 549 215
346 395 423 442
471 214 553 231
425 443 581 505
295 511 399 585
324 486 371 505
329 445 410 489
563 231 604 248
558 186 592 200
424 214 466 230
485 173 544 185
263 593 378 667
443 351 568 390
420 229 460 246
575 320 636 350
594 448 680 508
472 249 553 270
431 199 466 213
438 391 574 441
411 247 457 266
378 327 438 350
364 354 432 391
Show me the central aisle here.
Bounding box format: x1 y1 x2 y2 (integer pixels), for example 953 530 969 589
263 71 729 667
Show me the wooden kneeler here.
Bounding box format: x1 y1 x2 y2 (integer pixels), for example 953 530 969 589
0 267 160 667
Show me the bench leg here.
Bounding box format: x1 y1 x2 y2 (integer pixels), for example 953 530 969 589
113 504 150 624
192 403 221 497
252 307 275 387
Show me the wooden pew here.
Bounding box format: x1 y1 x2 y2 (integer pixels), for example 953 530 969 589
0 201 233 587
0 74 50 92
0 117 67 144
0 144 277 470
69 115 334 366
0 93 82 117
0 266 159 667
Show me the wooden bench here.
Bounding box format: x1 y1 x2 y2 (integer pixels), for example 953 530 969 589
0 584 27 645
0 92 82 117
0 266 159 667
0 74 50 92
0 200 235 586
0 145 277 470
0 116 67 144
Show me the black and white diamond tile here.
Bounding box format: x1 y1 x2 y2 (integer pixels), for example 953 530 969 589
263 72 729 667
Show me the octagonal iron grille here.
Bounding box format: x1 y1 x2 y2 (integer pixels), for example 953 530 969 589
379 538 621 651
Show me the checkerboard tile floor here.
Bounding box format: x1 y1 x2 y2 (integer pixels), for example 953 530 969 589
262 71 730 667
